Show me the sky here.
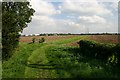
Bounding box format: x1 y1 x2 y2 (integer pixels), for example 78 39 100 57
22 0 119 35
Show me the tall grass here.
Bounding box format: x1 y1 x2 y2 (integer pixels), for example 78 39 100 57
2 43 44 78
2 36 120 78
45 46 120 78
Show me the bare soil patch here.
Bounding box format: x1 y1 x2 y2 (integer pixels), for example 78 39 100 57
20 35 120 47
64 40 79 47
88 35 120 44
19 35 79 43
64 35 120 47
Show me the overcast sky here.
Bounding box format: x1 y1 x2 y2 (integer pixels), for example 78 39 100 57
22 0 119 35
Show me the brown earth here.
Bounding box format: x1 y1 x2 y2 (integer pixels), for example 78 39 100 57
19 35 120 47
19 35 79 43
64 40 79 47
64 35 120 47
88 35 120 44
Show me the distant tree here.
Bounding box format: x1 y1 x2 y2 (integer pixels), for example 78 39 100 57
68 33 71 35
2 1 35 59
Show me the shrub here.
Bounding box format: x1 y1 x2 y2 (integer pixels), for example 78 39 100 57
2 32 20 58
113 44 120 65
39 37 45 43
41 37 45 42
32 38 36 43
78 40 118 64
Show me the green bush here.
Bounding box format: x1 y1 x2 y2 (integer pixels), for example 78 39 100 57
2 32 20 58
38 37 45 43
32 38 36 43
78 40 119 65
113 44 120 65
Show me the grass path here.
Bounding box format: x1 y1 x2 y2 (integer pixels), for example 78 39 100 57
2 43 44 78
2 36 88 78
25 45 50 78
24 36 86 78
3 35 120 78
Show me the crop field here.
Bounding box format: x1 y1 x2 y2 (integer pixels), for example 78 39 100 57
2 35 120 78
20 35 120 44
88 35 120 44
19 35 79 43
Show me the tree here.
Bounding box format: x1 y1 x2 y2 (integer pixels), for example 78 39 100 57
2 1 35 59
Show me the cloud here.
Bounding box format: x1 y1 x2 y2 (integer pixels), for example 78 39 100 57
61 0 112 16
22 0 118 35
78 15 106 24
23 15 87 34
67 16 75 19
29 15 57 32
87 21 118 33
30 0 57 16
56 10 61 14
111 2 118 11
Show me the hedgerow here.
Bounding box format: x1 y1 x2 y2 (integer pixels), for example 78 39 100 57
78 40 120 66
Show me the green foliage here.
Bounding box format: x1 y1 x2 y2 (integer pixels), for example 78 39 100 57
2 36 120 78
45 46 120 78
39 37 45 43
2 1 35 59
78 40 120 65
113 44 120 65
41 37 45 42
2 43 43 78
2 32 20 58
32 38 36 43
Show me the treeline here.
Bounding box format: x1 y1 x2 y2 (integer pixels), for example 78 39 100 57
21 33 120 37
78 40 120 66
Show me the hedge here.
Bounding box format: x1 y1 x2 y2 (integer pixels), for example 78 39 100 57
78 40 120 65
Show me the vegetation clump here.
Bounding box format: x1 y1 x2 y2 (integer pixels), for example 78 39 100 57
2 2 35 59
78 40 120 66
32 38 36 43
39 37 45 43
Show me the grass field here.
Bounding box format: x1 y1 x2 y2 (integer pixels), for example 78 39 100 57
2 35 120 78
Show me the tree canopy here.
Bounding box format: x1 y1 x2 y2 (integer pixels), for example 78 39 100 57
2 1 35 59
